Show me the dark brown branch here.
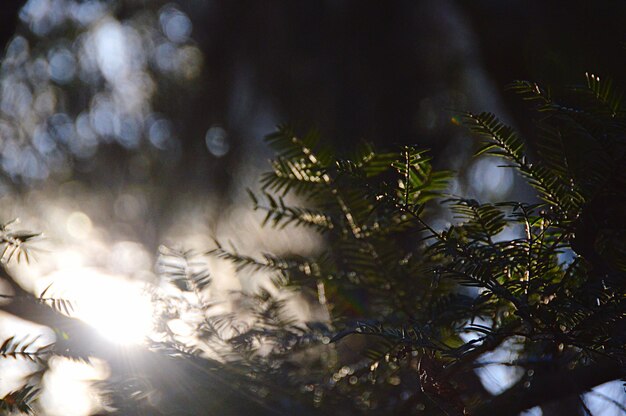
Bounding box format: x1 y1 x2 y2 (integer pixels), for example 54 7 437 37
473 360 625 416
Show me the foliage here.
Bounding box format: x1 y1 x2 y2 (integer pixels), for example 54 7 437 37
1 73 626 415
206 73 624 414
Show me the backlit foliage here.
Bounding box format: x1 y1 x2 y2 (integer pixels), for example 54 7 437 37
2 73 625 415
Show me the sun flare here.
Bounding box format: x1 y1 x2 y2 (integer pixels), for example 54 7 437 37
78 280 154 345
41 268 155 345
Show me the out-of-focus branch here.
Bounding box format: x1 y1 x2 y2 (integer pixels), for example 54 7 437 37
0 269 294 415
443 320 523 379
0 267 125 362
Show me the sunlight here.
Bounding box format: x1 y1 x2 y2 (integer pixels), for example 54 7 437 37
78 277 154 345
40 267 155 345
39 356 109 416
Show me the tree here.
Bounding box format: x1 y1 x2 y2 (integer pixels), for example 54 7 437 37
1 72 625 415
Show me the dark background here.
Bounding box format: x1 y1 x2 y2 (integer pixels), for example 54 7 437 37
2 0 626 204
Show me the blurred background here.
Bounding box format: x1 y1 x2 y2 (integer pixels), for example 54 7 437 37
0 1 626 415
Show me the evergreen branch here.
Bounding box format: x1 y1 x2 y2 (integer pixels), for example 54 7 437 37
249 190 334 232
0 336 52 362
157 246 212 292
0 385 38 414
464 111 583 216
584 72 624 118
0 290 75 316
0 222 40 264
448 198 506 245
508 80 554 110
208 241 315 277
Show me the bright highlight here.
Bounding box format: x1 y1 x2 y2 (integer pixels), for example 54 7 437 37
78 278 154 345
41 268 154 345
